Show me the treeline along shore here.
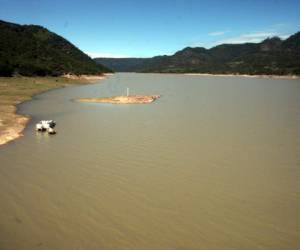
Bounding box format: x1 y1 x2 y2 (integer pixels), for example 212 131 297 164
0 20 112 77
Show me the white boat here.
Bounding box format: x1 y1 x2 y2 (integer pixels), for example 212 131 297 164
47 127 56 134
36 120 56 134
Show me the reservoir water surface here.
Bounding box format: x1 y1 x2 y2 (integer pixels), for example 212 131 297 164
0 73 299 249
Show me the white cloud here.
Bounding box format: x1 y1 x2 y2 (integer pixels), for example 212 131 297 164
85 51 131 58
208 31 227 36
242 32 277 38
214 31 290 45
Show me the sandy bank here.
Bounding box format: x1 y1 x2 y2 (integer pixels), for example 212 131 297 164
77 95 160 104
183 73 300 80
0 75 110 147
63 73 113 81
0 107 29 146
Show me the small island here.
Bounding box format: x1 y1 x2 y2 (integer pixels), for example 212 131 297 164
77 95 160 104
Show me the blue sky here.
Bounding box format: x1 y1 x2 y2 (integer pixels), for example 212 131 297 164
1 0 300 58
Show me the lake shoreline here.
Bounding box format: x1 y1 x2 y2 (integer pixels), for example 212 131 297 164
0 108 30 147
183 73 300 79
1 72 298 147
0 74 111 147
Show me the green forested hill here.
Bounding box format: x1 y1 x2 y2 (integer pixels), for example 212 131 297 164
0 20 112 76
94 58 148 72
95 32 300 75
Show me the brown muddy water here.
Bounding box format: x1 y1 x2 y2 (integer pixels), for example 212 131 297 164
0 73 299 250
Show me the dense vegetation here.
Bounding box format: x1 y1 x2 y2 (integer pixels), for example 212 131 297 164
0 20 112 76
95 32 300 75
94 58 148 72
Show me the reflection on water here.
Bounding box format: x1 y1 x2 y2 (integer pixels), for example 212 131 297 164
0 73 299 250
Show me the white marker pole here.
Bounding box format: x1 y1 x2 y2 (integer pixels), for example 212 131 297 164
127 87 129 96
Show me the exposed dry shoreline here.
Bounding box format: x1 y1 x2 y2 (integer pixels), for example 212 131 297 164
0 74 110 147
0 106 29 147
63 73 113 81
183 73 300 80
77 95 160 104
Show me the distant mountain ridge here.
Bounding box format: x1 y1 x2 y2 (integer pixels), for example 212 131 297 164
94 58 148 72
0 20 112 76
95 32 300 75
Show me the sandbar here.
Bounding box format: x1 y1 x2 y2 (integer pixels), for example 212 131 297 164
77 95 160 104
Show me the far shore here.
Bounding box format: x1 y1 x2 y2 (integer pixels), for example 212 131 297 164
63 73 113 81
183 73 300 80
120 72 299 80
0 74 111 147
